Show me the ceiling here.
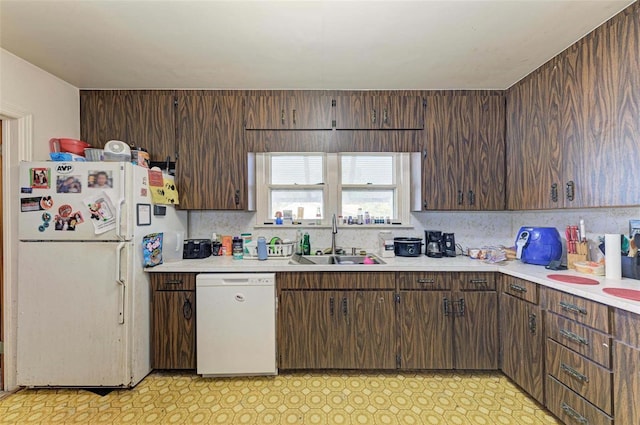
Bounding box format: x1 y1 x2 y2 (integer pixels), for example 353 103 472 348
0 0 634 90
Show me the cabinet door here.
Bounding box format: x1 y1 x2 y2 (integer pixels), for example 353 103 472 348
398 291 453 369
453 291 498 369
614 341 640 425
176 92 244 209
378 96 424 130
80 90 176 162
279 291 339 369
245 95 332 130
334 94 378 129
466 94 505 210
423 95 463 210
346 291 396 369
506 59 562 210
151 291 196 369
500 293 544 403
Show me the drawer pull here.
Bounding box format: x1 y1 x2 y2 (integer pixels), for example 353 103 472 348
559 301 587 315
443 297 450 317
165 279 183 285
509 283 527 293
561 363 589 383
559 328 589 346
417 278 435 284
470 279 487 284
561 402 588 424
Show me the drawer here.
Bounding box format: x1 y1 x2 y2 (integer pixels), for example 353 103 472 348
397 272 451 291
543 287 610 333
546 312 612 368
613 308 640 347
500 276 538 304
546 339 612 414
455 272 496 291
151 272 196 291
546 376 613 425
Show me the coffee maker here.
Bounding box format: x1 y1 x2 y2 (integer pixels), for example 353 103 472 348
425 230 443 258
442 233 457 257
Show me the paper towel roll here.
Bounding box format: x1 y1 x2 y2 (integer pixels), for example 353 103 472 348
605 234 622 280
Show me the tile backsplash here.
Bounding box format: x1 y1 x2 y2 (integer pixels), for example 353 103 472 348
188 207 640 257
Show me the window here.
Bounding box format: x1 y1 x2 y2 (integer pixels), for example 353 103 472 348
254 152 412 226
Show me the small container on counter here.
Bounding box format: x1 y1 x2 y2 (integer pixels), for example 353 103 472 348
221 235 232 256
257 237 268 261
232 236 243 260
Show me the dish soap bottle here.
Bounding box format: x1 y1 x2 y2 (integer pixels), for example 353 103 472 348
302 232 311 255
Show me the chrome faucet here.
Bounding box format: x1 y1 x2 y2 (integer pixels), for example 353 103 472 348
331 213 338 255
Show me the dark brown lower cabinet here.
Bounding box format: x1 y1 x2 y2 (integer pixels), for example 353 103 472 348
150 273 196 369
613 308 640 425
398 290 452 369
499 292 544 403
279 289 395 369
453 290 498 369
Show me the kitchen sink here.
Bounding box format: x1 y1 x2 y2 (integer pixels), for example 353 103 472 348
289 254 385 265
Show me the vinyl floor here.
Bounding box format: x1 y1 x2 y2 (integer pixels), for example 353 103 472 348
0 371 560 424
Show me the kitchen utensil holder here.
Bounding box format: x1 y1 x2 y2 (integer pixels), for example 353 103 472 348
621 255 640 280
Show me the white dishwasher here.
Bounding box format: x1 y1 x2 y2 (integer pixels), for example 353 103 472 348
196 273 277 376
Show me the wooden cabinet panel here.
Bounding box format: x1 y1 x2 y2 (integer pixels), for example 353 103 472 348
320 272 396 290
500 275 538 304
547 338 612 414
543 287 610 333
334 95 423 130
613 307 640 347
279 290 337 369
80 90 176 162
613 341 640 425
455 272 496 291
546 376 613 425
150 272 195 291
397 272 450 291
151 290 196 370
546 312 612 368
348 291 396 369
245 95 332 130
453 290 498 370
500 293 544 404
398 291 453 369
506 59 562 210
176 92 245 210
423 93 505 211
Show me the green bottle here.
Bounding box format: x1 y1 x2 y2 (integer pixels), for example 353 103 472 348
302 232 311 255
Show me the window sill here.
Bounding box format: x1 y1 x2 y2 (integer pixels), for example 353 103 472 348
253 223 414 229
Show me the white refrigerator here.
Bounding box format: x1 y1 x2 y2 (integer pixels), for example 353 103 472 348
17 161 187 387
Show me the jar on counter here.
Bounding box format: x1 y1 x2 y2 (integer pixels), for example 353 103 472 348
232 236 243 260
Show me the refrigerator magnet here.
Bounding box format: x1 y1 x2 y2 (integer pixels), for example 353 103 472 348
30 167 50 189
137 204 152 226
56 175 82 193
21 197 44 212
84 192 116 234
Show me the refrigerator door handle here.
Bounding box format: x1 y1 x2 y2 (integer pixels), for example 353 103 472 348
116 197 126 241
116 242 126 324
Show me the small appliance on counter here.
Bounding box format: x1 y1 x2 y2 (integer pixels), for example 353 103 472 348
378 231 395 258
394 237 423 257
515 226 562 266
425 230 443 258
183 239 213 259
442 233 457 257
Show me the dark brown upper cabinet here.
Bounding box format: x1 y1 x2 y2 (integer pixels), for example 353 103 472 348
175 91 245 210
423 92 505 211
334 95 424 130
80 90 176 163
244 94 333 130
507 3 639 209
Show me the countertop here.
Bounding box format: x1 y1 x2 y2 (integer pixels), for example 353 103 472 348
149 254 640 315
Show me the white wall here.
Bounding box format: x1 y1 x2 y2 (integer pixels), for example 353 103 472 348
1 48 79 390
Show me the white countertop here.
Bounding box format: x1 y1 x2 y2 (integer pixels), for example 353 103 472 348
150 255 640 315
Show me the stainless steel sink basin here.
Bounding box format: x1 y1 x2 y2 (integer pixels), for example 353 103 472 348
289 254 385 265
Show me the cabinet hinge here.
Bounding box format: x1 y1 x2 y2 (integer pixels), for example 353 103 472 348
331 99 337 107
396 354 401 368
423 99 427 108
395 294 400 304
332 120 336 128
174 97 178 107
0 341 3 354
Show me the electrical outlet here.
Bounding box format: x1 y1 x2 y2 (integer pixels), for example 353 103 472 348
630 219 640 237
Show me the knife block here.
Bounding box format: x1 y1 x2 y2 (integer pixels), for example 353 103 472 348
567 242 589 270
